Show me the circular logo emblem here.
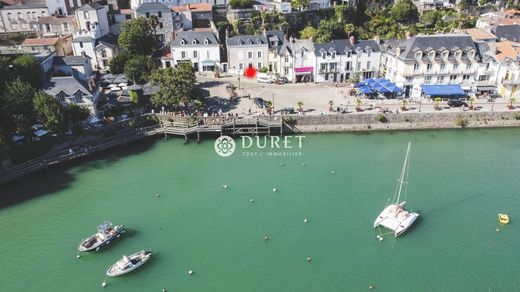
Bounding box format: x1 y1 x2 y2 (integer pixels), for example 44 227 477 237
214 135 236 157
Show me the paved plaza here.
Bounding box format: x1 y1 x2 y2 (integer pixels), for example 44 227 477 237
197 75 517 116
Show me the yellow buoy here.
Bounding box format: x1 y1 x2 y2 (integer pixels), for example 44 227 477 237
498 213 510 224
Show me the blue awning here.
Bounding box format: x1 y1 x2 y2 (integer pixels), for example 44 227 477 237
357 86 374 94
421 85 465 96
373 83 391 93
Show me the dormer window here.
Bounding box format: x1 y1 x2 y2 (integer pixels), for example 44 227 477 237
204 38 209 45
331 51 336 59
442 50 448 59
468 50 475 59
415 51 422 59
455 50 462 59
346 50 351 58
428 51 435 60
321 52 326 59
192 39 197 45
180 39 186 45
257 40 262 44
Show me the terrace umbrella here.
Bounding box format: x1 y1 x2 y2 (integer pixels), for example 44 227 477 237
373 84 391 94
365 78 378 86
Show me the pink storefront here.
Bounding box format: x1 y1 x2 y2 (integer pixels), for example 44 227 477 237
294 67 313 83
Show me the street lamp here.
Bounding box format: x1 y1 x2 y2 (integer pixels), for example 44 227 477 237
238 70 241 90
272 94 275 115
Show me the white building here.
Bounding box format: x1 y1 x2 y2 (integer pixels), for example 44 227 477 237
313 37 381 83
0 3 49 33
130 0 227 9
43 76 99 116
226 33 269 75
72 2 117 71
385 35 481 99
171 31 220 72
53 56 94 82
493 41 520 98
292 39 316 83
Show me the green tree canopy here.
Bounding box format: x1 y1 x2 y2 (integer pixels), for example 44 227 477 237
292 0 309 10
150 62 198 109
118 17 156 56
65 103 90 126
33 91 66 133
1 79 36 135
13 55 44 89
124 55 158 84
109 51 131 74
299 26 318 40
391 0 419 24
229 0 252 9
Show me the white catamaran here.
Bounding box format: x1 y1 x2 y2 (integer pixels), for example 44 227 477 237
373 142 419 237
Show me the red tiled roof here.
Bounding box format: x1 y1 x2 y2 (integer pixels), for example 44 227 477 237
171 3 212 13
21 38 60 46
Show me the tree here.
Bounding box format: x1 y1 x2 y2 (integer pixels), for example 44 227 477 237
391 0 419 24
13 55 43 88
1 79 36 135
33 91 66 133
344 23 355 36
0 56 12 92
297 101 304 112
150 62 198 109
299 26 318 40
118 17 156 56
109 51 130 74
148 15 159 41
292 0 309 10
124 55 158 84
65 103 90 126
229 0 252 9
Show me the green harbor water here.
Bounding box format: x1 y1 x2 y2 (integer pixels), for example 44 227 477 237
1 129 520 291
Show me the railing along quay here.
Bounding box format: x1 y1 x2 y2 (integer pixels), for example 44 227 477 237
0 117 284 185
0 126 159 185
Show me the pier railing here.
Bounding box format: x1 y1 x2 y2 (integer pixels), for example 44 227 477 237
0 116 284 185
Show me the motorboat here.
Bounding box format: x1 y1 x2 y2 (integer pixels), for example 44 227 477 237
106 250 153 277
78 221 125 252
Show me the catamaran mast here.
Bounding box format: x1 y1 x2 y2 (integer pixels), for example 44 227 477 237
395 142 411 205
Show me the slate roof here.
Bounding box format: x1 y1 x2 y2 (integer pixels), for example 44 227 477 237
53 56 89 66
72 36 95 43
76 2 105 11
226 34 268 47
37 15 75 25
1 3 47 9
172 31 218 46
136 2 170 14
392 35 478 60
495 25 520 42
313 39 380 56
43 76 91 96
96 33 117 48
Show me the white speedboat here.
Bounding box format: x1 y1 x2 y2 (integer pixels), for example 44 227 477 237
78 221 125 252
374 142 419 237
106 250 153 277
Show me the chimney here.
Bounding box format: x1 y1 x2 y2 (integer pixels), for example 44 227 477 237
373 35 380 44
349 35 356 46
289 36 294 43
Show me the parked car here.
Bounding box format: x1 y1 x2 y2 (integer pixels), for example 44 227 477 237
275 76 288 84
257 76 273 84
254 98 265 109
448 100 468 107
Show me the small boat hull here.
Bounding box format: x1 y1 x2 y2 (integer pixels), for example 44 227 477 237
78 223 125 252
498 213 509 224
106 250 153 277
